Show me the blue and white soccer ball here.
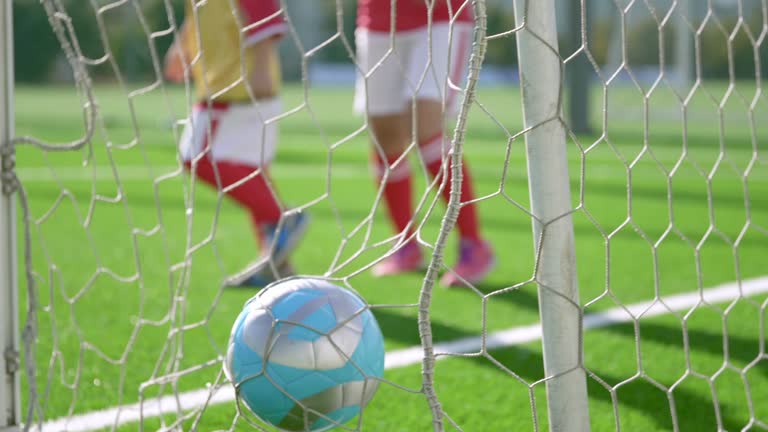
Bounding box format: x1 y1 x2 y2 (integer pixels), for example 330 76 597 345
224 278 385 431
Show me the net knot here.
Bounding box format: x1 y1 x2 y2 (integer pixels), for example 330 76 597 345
1 144 19 196
4 347 20 375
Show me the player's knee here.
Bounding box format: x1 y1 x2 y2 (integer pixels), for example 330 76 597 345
369 115 410 156
414 100 445 142
373 133 405 155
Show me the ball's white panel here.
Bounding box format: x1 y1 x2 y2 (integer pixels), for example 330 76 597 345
269 327 317 369
311 332 355 370
241 308 274 356
327 290 365 333
256 279 302 308
337 380 378 408
320 326 361 366
224 343 236 381
340 381 365 407
360 378 380 406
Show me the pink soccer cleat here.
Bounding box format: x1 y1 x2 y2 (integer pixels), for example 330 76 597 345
372 242 424 277
441 238 496 288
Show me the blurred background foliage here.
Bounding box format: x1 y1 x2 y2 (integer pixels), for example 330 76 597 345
12 0 768 83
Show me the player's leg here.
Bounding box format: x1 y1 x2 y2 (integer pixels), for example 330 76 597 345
245 39 309 273
369 113 414 238
415 100 481 242
178 43 307 287
354 29 423 275
184 154 295 283
182 110 306 286
227 38 308 284
367 112 424 276
187 155 282 232
411 23 495 287
416 100 493 287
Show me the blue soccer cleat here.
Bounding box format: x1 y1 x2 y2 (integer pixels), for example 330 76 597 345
226 212 309 289
261 211 310 267
229 260 295 288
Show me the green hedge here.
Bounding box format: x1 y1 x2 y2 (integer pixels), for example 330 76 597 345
12 1 766 83
13 0 182 83
590 16 768 79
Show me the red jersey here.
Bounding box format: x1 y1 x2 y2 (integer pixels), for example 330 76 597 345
357 0 473 32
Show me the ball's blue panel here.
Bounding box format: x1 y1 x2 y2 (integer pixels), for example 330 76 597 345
266 361 313 389
227 341 264 384
323 310 386 381
268 363 338 401
270 289 324 320
239 376 295 426
285 369 339 402
355 311 385 378
311 405 361 430
230 307 250 338
283 302 337 342
321 357 365 385
228 315 266 383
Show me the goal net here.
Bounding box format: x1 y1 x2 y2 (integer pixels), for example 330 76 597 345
2 0 767 431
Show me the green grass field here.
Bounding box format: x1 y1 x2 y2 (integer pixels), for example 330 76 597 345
12 81 768 431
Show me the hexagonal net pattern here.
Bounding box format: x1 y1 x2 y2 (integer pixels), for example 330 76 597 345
2 0 768 431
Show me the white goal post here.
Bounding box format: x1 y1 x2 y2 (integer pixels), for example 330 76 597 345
1 0 20 431
512 0 591 430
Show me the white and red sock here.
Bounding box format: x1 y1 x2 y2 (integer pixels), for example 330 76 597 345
420 133 480 241
372 151 413 236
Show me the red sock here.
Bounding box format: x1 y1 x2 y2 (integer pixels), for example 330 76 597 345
420 134 480 240
185 158 282 242
372 151 413 236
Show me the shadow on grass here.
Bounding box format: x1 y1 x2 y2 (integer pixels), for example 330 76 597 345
474 280 540 312
374 298 758 430
475 346 747 431
601 320 767 377
373 308 469 349
470 282 767 377
375 310 746 430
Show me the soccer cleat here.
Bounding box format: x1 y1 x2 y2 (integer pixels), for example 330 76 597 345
228 260 296 288
372 242 424 277
261 211 310 267
440 238 495 288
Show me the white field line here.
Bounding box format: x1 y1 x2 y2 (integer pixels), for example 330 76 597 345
38 276 768 432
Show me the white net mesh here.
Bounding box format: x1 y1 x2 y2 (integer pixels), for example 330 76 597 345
3 0 768 431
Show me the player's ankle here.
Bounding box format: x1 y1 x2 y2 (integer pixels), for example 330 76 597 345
459 234 482 243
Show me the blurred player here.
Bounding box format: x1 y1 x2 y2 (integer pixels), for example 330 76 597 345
164 0 308 287
355 0 495 287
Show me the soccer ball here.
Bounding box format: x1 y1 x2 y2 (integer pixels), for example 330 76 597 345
224 278 385 431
